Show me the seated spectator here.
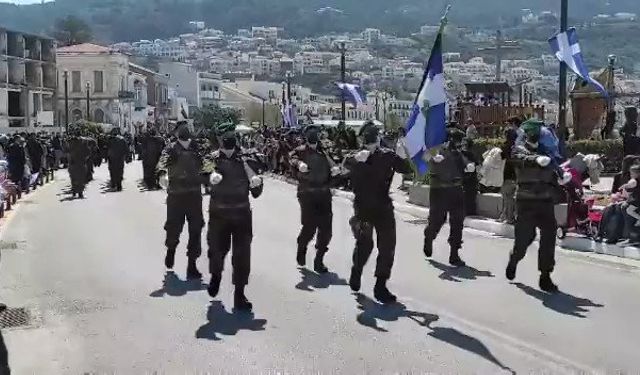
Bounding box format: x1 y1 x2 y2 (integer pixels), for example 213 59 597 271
612 155 638 194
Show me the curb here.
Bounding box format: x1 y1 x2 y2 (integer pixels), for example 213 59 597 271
268 175 640 262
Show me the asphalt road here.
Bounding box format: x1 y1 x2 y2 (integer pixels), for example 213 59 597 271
0 162 639 374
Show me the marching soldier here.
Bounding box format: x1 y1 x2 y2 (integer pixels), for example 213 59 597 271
157 123 204 280
67 129 91 199
423 128 476 267
506 119 570 293
107 128 129 191
143 128 165 189
207 123 264 311
289 125 342 273
345 122 412 304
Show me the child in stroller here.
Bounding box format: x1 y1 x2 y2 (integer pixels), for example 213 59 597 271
556 154 604 239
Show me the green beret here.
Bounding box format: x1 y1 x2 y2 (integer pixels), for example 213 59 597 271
521 119 544 136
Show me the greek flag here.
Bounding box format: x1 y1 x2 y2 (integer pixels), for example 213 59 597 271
549 27 608 97
336 82 367 107
405 31 447 175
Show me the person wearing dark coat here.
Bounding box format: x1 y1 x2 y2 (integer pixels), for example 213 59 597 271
142 129 165 189
26 134 44 188
344 122 412 304
107 128 129 191
289 125 341 273
157 124 204 280
206 124 264 311
67 132 91 198
7 135 27 193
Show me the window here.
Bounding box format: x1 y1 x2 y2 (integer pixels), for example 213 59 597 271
32 93 40 116
72 71 81 92
94 71 104 93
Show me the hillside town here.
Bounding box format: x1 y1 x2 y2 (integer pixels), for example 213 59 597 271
2 2 640 374
2 7 640 136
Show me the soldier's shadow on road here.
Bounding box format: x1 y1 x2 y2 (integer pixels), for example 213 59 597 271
513 283 604 318
149 271 207 298
354 293 515 374
354 293 439 333
428 260 495 282
195 301 267 341
295 267 348 292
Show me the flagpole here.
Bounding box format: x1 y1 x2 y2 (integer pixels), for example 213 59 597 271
558 0 569 135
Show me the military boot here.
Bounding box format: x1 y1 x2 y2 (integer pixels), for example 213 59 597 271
349 267 362 292
296 245 307 267
208 274 221 298
313 251 329 274
164 248 176 269
539 272 559 293
449 247 466 268
186 258 202 280
234 285 253 311
374 279 397 304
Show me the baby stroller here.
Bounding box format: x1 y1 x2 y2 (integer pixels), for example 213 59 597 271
557 194 602 239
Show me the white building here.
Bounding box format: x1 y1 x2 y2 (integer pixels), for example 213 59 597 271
362 28 381 44
1 27 57 131
249 56 281 76
159 61 222 108
251 27 279 44
56 43 137 131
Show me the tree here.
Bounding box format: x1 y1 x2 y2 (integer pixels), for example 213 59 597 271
53 15 93 46
193 105 241 131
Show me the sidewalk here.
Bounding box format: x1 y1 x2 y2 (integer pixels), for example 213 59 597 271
267 173 640 262
336 182 640 263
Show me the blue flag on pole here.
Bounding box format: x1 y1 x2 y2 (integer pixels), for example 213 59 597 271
336 82 367 107
549 27 608 97
404 31 447 175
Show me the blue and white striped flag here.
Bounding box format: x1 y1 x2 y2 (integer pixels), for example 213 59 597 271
405 30 447 175
549 27 608 97
336 82 367 107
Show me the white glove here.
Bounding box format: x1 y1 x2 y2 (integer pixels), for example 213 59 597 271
465 163 476 173
536 156 551 167
432 154 445 163
331 166 341 176
355 150 371 163
210 172 223 185
298 162 309 173
395 139 408 159
158 172 169 190
250 176 263 188
559 172 572 185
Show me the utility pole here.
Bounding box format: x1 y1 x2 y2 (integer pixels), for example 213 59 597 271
63 70 69 132
496 30 503 82
339 41 346 122
281 82 287 127
85 81 91 121
558 0 569 134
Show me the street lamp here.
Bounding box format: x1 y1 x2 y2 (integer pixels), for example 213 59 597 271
85 81 91 121
63 70 69 132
